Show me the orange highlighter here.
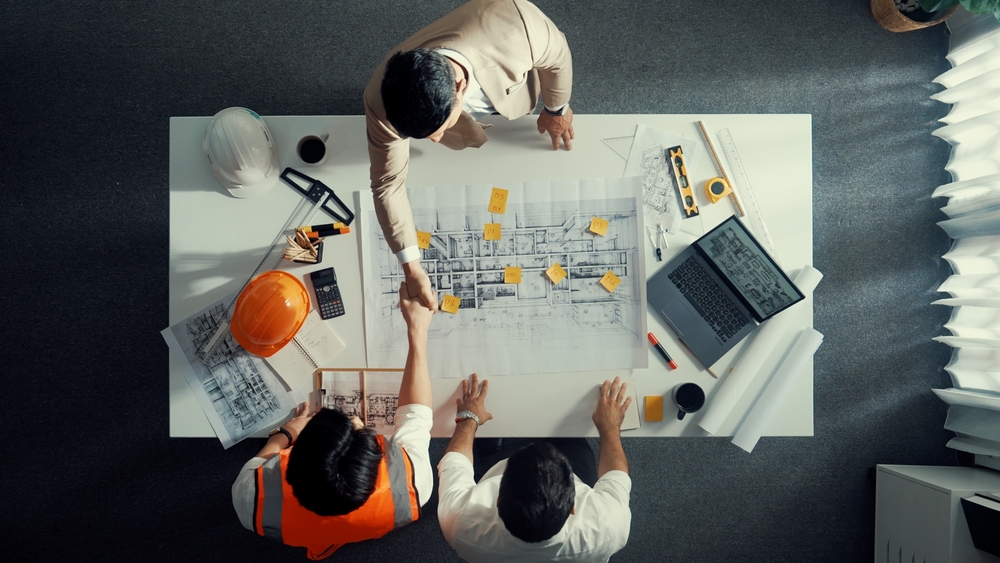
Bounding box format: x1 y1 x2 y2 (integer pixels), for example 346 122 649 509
647 332 678 370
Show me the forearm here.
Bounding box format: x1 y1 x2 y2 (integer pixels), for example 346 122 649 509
597 430 629 476
444 419 478 463
397 328 432 407
253 432 291 461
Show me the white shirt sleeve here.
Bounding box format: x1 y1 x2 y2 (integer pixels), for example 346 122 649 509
436 451 478 544
389 404 434 507
232 457 266 531
587 470 633 551
395 245 421 264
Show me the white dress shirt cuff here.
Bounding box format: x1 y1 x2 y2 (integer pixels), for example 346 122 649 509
396 245 421 264
544 102 569 114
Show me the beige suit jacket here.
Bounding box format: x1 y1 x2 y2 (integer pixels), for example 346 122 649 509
363 0 572 255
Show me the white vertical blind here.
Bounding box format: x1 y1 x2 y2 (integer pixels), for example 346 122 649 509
931 12 1000 458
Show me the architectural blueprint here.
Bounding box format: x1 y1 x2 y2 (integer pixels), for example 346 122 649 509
624 124 704 236
319 371 402 435
359 177 648 378
162 293 305 449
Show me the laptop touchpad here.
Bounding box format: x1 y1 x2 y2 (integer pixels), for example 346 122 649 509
662 300 698 336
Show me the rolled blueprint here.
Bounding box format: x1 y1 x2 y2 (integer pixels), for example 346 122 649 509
731 328 824 453
697 264 823 435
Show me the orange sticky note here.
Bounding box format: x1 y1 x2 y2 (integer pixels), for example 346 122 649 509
488 187 509 214
504 266 522 284
484 223 502 240
440 294 461 314
546 263 567 284
600 270 621 292
645 396 664 422
589 216 609 236
416 230 431 249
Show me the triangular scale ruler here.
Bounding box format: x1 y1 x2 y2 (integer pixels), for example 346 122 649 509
602 136 634 161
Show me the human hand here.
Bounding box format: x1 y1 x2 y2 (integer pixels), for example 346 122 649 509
592 376 632 436
456 373 493 425
282 402 316 442
402 260 438 313
399 282 433 334
536 107 574 151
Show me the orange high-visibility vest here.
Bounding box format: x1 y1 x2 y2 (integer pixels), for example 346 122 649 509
254 435 419 560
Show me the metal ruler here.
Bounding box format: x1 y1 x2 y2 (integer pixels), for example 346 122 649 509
199 169 338 356
715 128 778 261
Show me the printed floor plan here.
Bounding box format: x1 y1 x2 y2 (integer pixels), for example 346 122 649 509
360 178 648 378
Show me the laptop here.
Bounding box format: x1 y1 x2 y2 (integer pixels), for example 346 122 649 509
647 215 804 368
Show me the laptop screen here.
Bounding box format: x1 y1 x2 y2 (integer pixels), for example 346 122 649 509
694 216 804 321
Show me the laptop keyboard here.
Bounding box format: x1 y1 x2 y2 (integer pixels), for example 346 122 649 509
668 256 750 342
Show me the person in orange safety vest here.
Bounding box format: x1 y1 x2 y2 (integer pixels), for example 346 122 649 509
232 283 436 559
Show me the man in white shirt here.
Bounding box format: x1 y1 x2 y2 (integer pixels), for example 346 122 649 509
231 283 434 558
437 374 633 562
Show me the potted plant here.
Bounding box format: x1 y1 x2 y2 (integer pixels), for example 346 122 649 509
872 0 1000 32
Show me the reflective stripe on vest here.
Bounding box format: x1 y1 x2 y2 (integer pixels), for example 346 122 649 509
254 434 418 558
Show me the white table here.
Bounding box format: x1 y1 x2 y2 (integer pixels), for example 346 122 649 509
169 114 813 439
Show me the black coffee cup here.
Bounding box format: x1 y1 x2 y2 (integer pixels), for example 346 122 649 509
672 382 705 420
297 133 329 165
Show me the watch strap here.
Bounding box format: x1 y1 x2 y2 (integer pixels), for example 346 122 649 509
270 426 294 447
455 410 481 427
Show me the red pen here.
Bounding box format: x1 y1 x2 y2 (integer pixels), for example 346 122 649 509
647 332 678 370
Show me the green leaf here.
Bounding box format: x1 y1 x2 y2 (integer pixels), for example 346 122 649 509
960 0 1000 14
919 0 959 11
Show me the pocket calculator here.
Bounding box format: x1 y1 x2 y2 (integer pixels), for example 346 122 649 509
309 267 345 320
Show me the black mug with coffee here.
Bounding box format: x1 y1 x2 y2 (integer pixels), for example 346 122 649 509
672 382 705 420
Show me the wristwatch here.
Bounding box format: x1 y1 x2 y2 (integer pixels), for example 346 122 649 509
455 410 481 427
268 426 294 447
543 104 568 116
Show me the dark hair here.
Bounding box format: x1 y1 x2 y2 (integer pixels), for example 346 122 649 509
497 442 576 542
381 48 456 138
285 408 382 516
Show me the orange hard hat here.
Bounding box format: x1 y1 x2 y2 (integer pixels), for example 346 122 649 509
230 270 310 357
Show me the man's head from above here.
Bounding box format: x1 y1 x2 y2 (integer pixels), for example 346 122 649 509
286 408 382 516
497 442 576 543
381 48 464 141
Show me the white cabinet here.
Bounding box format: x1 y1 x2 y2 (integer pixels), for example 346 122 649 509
875 465 1000 563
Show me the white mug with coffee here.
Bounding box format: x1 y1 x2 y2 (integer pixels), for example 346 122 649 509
297 132 330 166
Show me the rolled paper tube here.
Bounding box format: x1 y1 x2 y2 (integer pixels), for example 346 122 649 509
697 264 824 435
731 328 824 453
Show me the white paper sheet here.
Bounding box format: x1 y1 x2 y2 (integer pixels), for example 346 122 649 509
161 292 306 448
623 124 702 235
731 328 824 453
697 264 824 436
359 177 648 378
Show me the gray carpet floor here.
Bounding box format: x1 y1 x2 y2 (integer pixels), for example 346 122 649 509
0 0 959 561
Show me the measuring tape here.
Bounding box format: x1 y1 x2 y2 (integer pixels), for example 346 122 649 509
199 169 344 356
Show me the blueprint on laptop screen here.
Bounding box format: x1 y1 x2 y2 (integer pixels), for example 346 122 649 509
359 177 648 378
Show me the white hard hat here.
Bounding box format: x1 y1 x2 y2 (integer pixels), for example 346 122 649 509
203 107 280 198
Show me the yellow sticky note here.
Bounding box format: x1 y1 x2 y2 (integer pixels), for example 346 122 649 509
546 263 567 284
416 230 431 249
488 187 509 214
440 294 461 314
645 396 664 422
589 216 609 236
504 266 522 284
484 223 502 241
600 270 621 292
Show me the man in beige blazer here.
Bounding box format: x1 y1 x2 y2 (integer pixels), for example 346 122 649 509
364 0 574 312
